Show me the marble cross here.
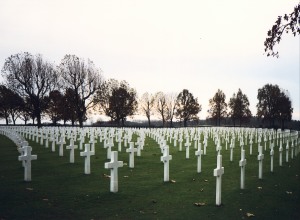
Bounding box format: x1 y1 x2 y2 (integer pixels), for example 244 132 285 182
279 139 283 166
239 147 247 189
80 143 95 174
178 135 183 151
184 138 191 159
105 138 114 159
105 151 123 193
66 138 78 163
195 143 203 173
160 146 172 182
58 136 66 157
230 143 234 162
286 142 289 163
126 142 137 168
213 154 224 206
270 142 274 172
18 146 37 181
257 145 264 179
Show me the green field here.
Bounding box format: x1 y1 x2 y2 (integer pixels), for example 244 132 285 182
0 130 299 219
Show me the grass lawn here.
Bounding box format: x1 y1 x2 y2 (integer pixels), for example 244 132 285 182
0 129 299 219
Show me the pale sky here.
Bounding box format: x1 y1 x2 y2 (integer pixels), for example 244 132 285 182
0 0 299 122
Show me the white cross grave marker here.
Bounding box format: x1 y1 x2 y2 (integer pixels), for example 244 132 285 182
203 138 207 155
78 133 85 150
178 135 183 151
18 146 37 181
194 136 199 150
58 135 66 157
270 142 274 172
44 132 49 148
18 144 27 167
279 140 283 166
286 142 289 163
213 154 224 206
123 134 128 147
184 138 191 159
80 143 95 174
105 138 114 159
249 138 253 155
239 147 247 189
51 135 56 152
195 143 203 173
116 133 122 152
89 133 97 153
126 142 137 168
173 134 177 147
291 140 294 159
40 130 44 145
257 145 264 179
105 151 124 193
160 146 172 182
230 142 234 162
66 138 78 163
136 138 142 156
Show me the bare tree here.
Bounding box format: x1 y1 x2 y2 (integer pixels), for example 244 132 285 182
139 92 155 127
58 54 103 127
2 52 58 127
20 97 33 125
165 92 178 127
154 92 169 127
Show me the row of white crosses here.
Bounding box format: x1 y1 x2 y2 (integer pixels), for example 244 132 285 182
0 127 37 182
148 126 298 199
15 126 300 169
16 126 137 192
3 126 300 199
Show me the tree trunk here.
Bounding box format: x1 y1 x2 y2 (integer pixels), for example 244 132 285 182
77 109 84 127
36 113 42 128
281 119 285 130
78 118 83 127
184 119 187 127
147 117 151 127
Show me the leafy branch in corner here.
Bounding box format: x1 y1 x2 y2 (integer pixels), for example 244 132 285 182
264 4 300 57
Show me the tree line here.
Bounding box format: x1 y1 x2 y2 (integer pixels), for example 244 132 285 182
0 52 293 129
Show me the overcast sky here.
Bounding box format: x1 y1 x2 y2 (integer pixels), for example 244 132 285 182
0 0 299 122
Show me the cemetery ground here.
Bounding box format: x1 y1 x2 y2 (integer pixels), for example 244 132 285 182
0 132 299 219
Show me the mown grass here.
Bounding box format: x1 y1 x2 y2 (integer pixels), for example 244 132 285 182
0 131 299 220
